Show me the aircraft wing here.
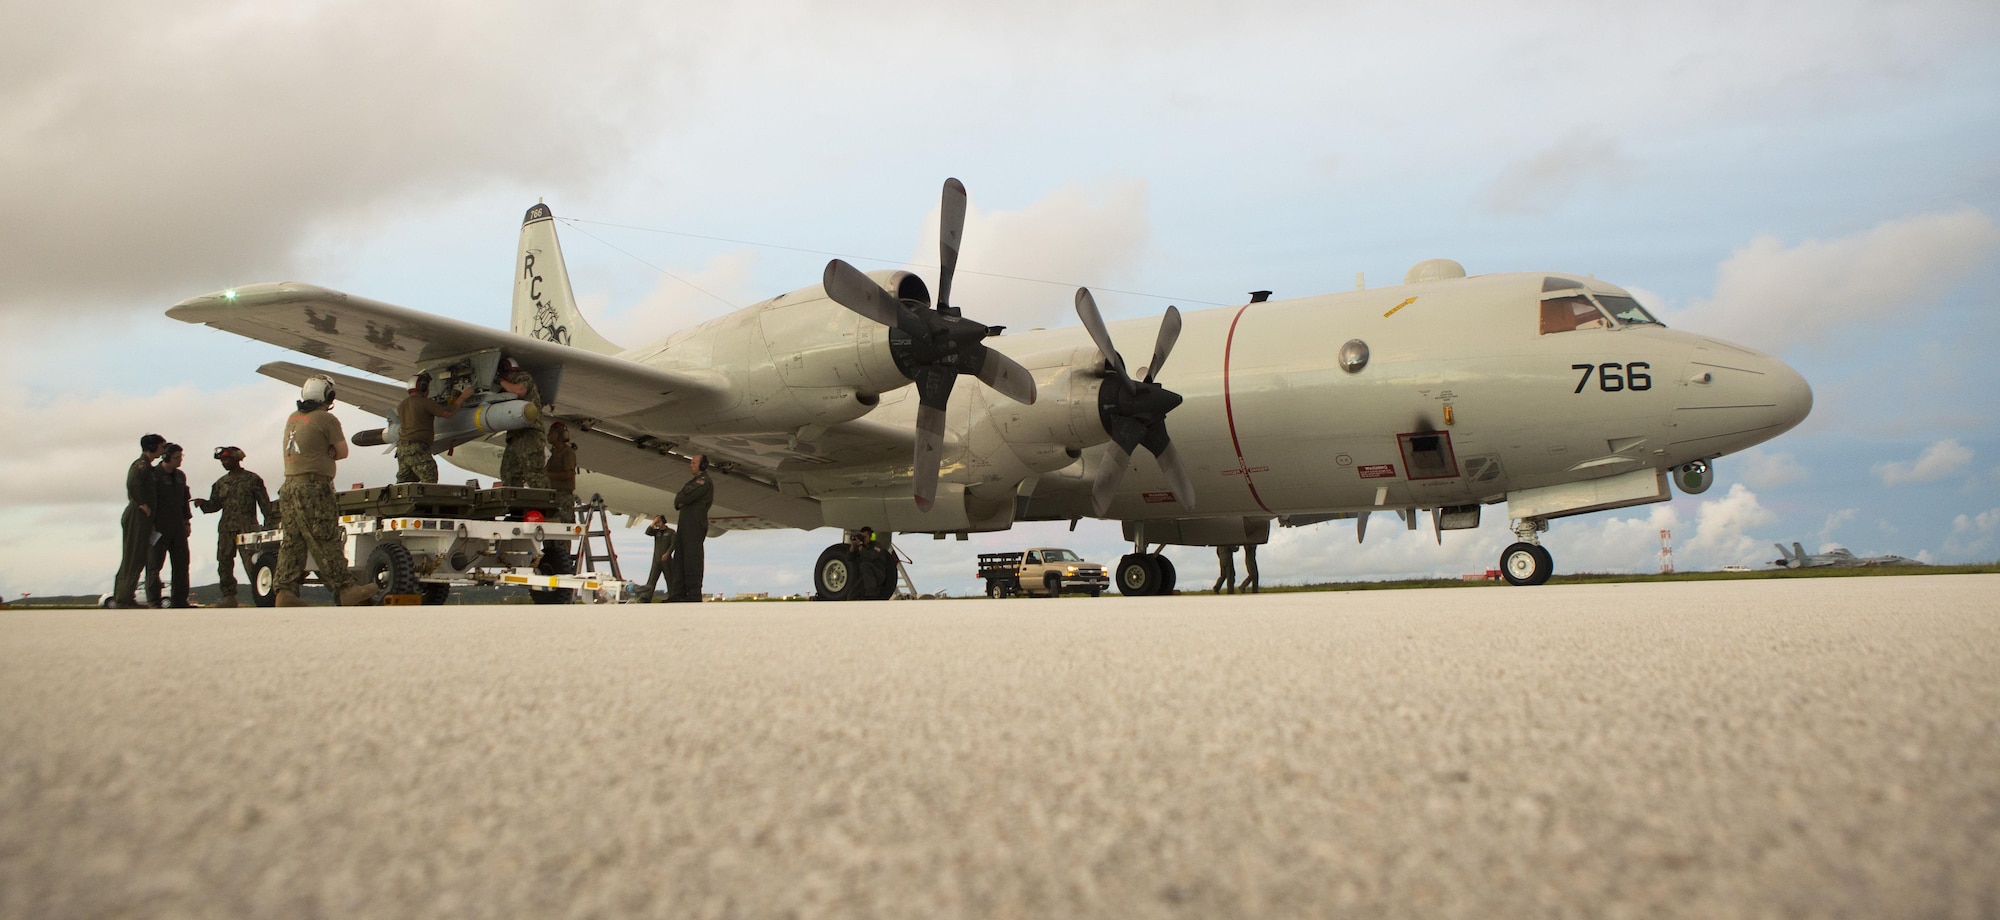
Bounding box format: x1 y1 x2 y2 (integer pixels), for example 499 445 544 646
169 282 729 419
259 362 826 532
260 361 407 418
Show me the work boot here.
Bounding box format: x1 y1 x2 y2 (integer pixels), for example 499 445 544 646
215 595 239 609
337 584 381 606
275 590 306 607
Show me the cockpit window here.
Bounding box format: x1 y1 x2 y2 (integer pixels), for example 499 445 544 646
1594 294 1662 327
1542 276 1585 292
1539 293 1612 334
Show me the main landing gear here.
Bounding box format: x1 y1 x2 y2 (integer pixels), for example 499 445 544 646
1115 552 1177 597
1500 517 1553 586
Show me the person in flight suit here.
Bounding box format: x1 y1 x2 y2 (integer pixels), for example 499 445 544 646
111 433 165 608
145 444 194 608
496 359 551 490
1241 544 1260 594
639 514 678 603
395 372 468 484
195 446 278 608
274 375 379 607
1212 544 1238 595
667 454 713 602
545 421 578 522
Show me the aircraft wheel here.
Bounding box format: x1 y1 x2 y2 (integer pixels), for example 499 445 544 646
1116 554 1163 596
1501 542 1553 586
366 543 421 597
814 545 856 601
251 551 280 607
1154 555 1177 594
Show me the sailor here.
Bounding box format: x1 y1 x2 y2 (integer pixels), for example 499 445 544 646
545 421 578 522
194 446 277 608
1212 544 1238 595
273 375 379 607
395 372 468 484
639 514 678 603
111 433 165 608
854 526 892 599
145 443 193 608
496 359 551 489
667 454 713 602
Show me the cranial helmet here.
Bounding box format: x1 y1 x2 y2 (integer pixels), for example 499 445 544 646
408 373 429 391
301 375 336 403
214 446 244 461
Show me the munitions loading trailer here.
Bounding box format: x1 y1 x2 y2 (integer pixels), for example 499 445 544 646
236 483 630 605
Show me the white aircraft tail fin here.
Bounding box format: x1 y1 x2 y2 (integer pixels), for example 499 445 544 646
513 203 621 355
1793 542 1807 563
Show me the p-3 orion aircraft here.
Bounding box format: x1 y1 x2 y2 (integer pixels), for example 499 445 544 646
167 178 1812 595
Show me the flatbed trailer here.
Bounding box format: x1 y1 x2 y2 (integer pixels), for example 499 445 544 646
237 484 631 605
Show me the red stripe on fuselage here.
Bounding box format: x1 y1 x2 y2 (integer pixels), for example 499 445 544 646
1221 302 1274 515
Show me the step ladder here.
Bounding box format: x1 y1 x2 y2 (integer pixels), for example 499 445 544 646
576 494 623 580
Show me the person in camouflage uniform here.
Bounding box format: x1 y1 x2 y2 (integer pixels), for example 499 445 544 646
545 421 578 522
274 375 378 607
194 446 277 608
497 360 550 489
395 372 469 484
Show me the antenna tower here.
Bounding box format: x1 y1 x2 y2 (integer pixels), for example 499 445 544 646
1659 529 1675 575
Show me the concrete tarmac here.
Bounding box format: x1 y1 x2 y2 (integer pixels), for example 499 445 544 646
4 575 1998 919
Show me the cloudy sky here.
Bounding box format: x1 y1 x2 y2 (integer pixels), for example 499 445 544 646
4 0 1997 599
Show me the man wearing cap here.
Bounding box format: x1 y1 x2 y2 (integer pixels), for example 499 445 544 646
496 360 551 489
111 433 164 608
396 373 468 484
195 446 278 608
639 514 677 603
667 453 713 602
275 375 379 607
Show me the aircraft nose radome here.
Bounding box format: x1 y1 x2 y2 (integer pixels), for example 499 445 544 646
1768 358 1813 435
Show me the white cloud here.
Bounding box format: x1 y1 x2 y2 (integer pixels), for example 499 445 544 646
590 250 764 348
910 179 1153 331
1663 209 2000 352
1818 508 1857 542
1734 448 1809 489
1944 508 2000 560
1679 484 1777 568
1874 439 1974 486
1483 128 1629 215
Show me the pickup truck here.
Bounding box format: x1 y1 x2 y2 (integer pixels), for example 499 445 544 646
976 548 1110 598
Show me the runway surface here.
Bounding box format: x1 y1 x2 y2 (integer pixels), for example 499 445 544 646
4 575 1997 919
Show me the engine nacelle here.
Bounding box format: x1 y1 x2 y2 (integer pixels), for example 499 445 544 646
756 271 919 395
986 356 1107 450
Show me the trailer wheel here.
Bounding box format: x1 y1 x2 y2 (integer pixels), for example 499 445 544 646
421 582 452 606
365 543 420 597
251 551 280 607
531 544 574 605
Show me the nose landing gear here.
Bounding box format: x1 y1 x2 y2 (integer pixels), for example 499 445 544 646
1500 517 1553 586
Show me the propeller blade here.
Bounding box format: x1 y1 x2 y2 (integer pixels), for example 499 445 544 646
1141 425 1196 510
1144 305 1182 384
1074 288 1127 380
937 178 966 312
1091 441 1134 518
912 404 945 511
909 367 956 511
823 259 905 328
969 346 1037 405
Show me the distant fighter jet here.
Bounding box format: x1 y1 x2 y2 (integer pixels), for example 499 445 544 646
1771 542 1924 568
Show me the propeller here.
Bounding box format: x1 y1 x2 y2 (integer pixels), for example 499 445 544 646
1075 288 1195 517
822 178 1036 510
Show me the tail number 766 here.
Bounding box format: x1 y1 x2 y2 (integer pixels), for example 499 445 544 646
1572 362 1651 393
